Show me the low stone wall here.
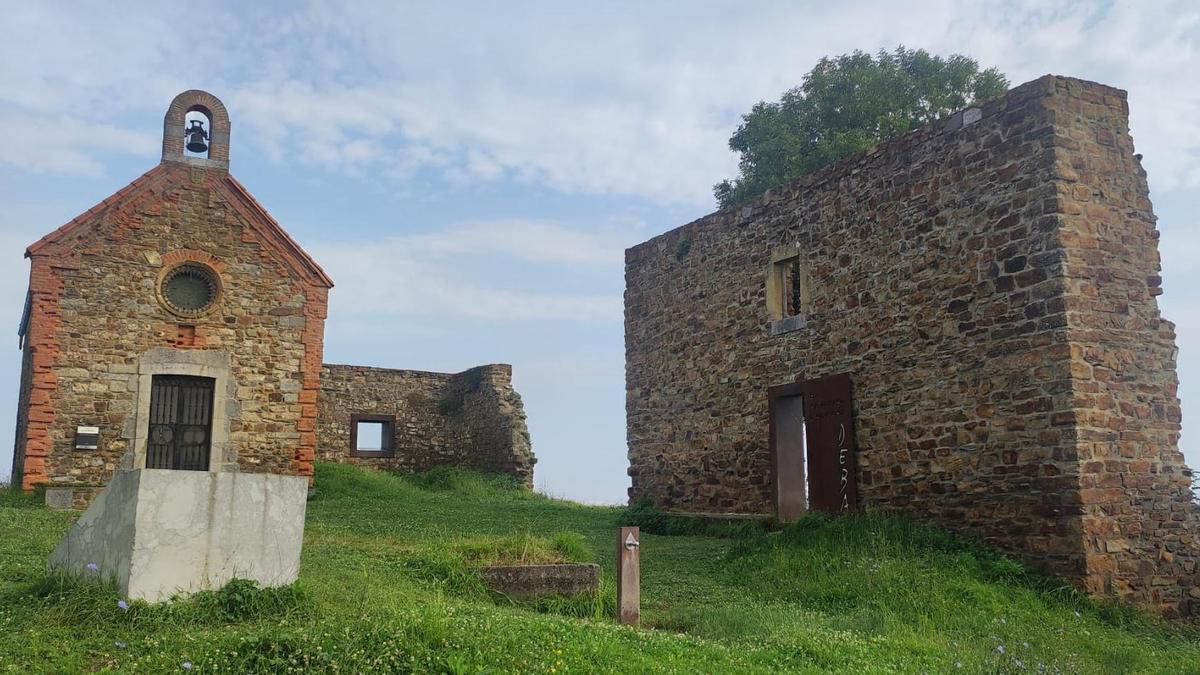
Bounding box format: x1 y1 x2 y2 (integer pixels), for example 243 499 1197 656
44 485 104 510
478 563 600 599
316 363 535 487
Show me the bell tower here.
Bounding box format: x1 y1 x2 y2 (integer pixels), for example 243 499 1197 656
161 90 231 171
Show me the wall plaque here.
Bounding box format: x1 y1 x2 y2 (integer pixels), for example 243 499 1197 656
75 426 100 450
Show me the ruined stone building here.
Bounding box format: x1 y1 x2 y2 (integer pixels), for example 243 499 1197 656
10 90 534 506
625 76 1198 616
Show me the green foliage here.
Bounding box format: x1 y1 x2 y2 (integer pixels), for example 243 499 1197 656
205 579 310 623
437 390 464 415
550 531 595 563
715 46 1009 208
621 498 769 538
674 237 692 261
0 484 41 509
404 465 524 494
21 574 311 631
2 463 1197 673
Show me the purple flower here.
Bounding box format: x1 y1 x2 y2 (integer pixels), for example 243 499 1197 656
118 600 129 611
182 662 193 671
86 562 99 572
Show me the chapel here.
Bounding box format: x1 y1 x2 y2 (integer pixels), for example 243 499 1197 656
11 90 332 495
12 90 535 505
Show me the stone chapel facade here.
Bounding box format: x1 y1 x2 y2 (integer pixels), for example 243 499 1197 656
11 90 534 504
625 76 1199 616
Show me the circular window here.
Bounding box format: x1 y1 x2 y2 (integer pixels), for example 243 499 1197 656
159 263 221 317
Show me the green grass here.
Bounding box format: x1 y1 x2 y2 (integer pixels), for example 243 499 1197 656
1 463 1197 673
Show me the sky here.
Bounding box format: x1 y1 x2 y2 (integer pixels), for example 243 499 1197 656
0 1 1197 504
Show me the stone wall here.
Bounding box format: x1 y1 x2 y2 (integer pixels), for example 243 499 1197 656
317 363 535 487
1046 81 1197 614
15 160 331 490
8 338 32 487
624 75 1199 615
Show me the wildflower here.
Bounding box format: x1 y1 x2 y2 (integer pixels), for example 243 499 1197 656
996 645 1006 655
182 662 193 670
955 662 963 669
118 600 129 611
1014 659 1025 670
86 562 99 572
114 641 127 649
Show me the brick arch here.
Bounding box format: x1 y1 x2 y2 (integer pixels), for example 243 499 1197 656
162 90 231 168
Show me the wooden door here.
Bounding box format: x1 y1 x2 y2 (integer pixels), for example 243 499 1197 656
802 373 857 514
146 375 214 471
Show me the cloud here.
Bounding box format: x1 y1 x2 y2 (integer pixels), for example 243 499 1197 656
0 115 158 175
402 220 627 266
2 2 1198 204
939 1 1200 192
309 219 626 323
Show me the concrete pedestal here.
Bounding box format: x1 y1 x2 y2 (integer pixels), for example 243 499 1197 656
48 469 307 602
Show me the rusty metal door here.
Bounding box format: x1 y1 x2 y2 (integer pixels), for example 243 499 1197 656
802 373 857 514
146 375 214 471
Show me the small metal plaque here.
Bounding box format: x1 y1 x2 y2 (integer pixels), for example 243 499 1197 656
75 426 100 450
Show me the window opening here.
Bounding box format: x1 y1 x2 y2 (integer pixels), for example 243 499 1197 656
767 244 808 333
350 414 395 457
785 258 803 317
356 421 384 451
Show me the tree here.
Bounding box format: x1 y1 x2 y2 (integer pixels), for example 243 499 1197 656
714 47 1009 208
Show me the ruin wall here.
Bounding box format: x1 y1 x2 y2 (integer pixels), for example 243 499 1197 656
624 75 1198 615
316 363 535 487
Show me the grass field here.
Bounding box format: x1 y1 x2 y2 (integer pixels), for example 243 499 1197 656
1 463 1198 673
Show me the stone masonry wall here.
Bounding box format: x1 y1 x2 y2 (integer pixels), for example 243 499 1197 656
17 161 330 489
317 364 534 487
624 75 1198 615
1044 80 1198 615
8 339 33 487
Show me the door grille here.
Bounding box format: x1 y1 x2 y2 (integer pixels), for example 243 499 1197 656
146 374 214 471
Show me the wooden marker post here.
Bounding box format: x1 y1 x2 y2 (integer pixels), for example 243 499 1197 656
617 526 640 626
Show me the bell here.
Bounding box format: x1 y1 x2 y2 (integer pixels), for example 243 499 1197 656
185 119 209 154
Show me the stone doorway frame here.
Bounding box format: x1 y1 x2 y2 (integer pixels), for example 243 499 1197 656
125 348 235 472
768 381 808 522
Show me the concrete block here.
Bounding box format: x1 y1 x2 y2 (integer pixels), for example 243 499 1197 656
48 469 307 602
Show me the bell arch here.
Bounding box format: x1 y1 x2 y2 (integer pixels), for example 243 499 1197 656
162 90 231 170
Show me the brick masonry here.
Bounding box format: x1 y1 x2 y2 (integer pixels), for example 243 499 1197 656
624 76 1199 616
317 364 535 488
